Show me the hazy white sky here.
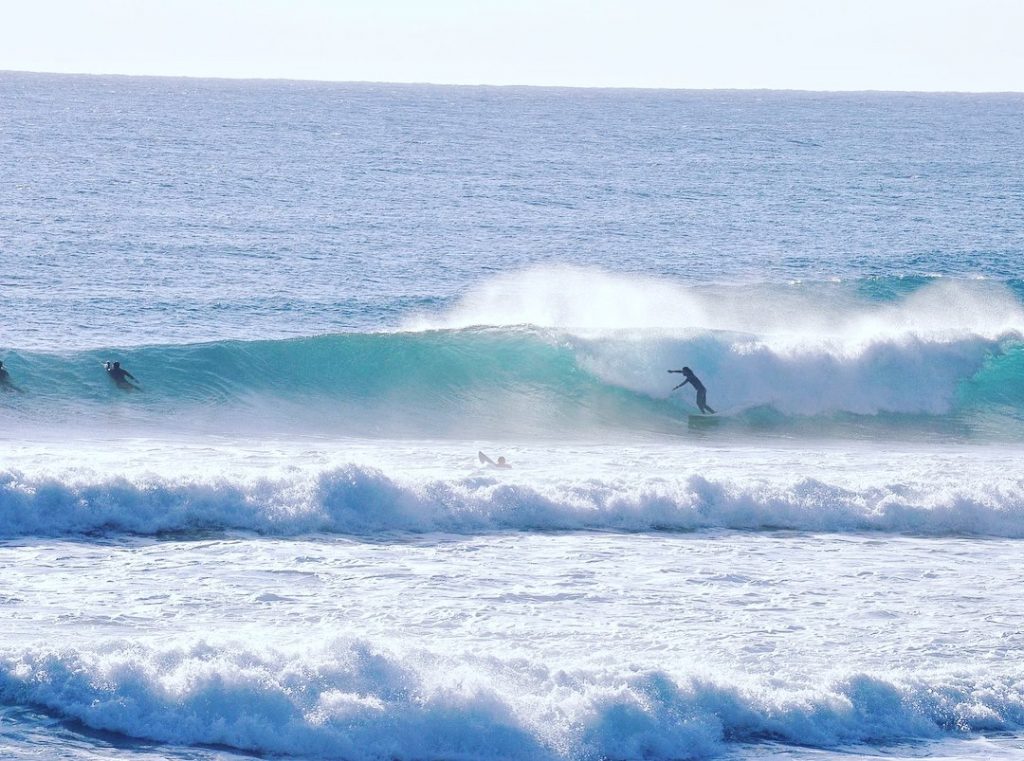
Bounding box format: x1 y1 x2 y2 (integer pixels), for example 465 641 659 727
2 0 1023 91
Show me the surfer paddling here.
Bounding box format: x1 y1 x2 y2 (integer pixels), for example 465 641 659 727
479 451 511 469
668 367 716 414
105 361 141 391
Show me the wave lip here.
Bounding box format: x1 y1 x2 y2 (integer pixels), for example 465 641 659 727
3 466 1024 539
1 641 1021 760
406 266 1024 340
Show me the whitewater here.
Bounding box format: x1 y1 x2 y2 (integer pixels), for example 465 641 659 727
2 73 1024 760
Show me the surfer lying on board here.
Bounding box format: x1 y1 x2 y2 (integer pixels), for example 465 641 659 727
105 361 141 391
0 361 23 393
668 367 716 414
479 451 511 469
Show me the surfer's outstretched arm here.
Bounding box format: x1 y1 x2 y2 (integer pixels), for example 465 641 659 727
672 380 689 390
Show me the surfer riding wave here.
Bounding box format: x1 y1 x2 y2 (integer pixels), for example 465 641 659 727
669 367 715 414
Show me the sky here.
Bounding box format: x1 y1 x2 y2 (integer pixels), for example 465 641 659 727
2 0 1023 91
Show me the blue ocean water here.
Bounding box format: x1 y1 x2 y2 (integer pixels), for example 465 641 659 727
1 72 1024 761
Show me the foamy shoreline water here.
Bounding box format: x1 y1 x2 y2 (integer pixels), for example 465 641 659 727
4 523 1024 760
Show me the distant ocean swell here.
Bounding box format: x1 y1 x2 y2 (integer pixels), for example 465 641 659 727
3 466 1024 538
1 640 1021 760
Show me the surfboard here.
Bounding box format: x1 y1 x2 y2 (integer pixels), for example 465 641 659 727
688 414 722 427
478 451 511 468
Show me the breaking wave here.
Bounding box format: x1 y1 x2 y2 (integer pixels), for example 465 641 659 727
1 273 1022 439
2 465 1024 539
1 640 1022 760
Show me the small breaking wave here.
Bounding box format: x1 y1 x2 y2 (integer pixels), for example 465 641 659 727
2 466 1024 539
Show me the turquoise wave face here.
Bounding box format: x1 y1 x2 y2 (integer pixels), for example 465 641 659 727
1 325 1022 440
0 329 672 438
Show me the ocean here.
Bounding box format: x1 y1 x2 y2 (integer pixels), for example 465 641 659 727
1 71 1023 760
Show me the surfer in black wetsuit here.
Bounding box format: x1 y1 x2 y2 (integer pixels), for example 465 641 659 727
0 361 22 392
105 361 141 391
668 367 715 414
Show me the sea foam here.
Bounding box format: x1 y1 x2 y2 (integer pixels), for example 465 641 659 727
2 466 1023 539
1 640 1021 760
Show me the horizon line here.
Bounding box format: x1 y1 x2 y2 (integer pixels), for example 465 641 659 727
3 68 1023 96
